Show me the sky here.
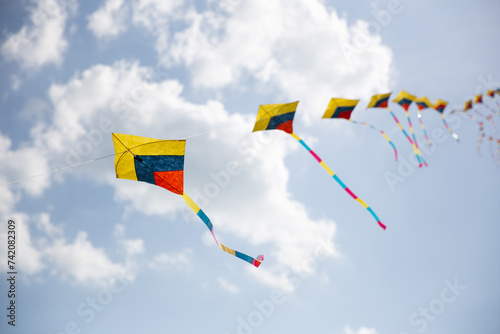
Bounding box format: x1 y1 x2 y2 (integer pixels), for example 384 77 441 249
0 0 500 333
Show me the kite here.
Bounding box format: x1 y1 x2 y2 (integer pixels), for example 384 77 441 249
474 94 493 116
253 101 386 230
322 98 398 161
433 99 460 142
368 92 425 167
111 133 264 267
486 90 500 116
414 97 433 146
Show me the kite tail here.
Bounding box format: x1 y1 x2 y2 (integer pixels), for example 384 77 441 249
350 120 398 161
290 132 386 230
417 112 431 145
476 122 485 157
497 139 500 167
440 114 460 143
484 103 499 117
488 136 496 161
403 110 427 167
181 193 264 267
388 109 424 168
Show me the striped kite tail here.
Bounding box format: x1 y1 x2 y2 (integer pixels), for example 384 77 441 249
403 110 427 167
440 114 460 143
387 109 423 167
488 136 496 162
476 122 485 157
350 120 398 161
182 193 264 267
290 132 386 230
417 111 431 145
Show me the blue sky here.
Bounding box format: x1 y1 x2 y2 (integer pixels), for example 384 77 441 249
1 0 500 333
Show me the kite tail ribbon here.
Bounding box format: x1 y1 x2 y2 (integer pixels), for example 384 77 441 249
350 120 398 161
440 114 460 143
403 110 427 167
181 193 264 267
290 132 386 230
387 109 424 168
417 112 431 145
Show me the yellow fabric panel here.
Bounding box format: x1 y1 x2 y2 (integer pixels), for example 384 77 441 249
322 98 359 118
434 99 448 108
112 133 186 181
393 90 416 104
182 193 200 213
367 92 392 108
112 134 138 181
415 96 432 107
252 101 299 132
112 133 185 156
219 244 236 256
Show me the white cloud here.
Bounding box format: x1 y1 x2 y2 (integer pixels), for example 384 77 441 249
114 224 145 257
148 248 193 271
87 0 129 38
1 0 76 69
343 326 379 334
0 211 138 288
0 131 50 197
217 277 239 294
161 0 392 121
10 75 22 91
45 230 129 286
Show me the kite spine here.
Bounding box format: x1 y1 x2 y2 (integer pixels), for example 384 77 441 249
387 109 424 168
290 132 386 230
417 111 432 145
440 114 460 143
181 193 264 267
349 120 398 161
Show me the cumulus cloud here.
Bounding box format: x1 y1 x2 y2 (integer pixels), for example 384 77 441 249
87 0 129 38
217 277 239 294
0 131 50 197
160 0 392 121
343 326 379 334
148 248 194 271
1 0 77 69
86 0 393 120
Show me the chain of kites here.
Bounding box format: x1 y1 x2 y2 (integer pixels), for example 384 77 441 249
4 89 500 267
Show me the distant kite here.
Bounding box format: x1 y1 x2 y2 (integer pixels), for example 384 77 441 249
322 98 398 161
253 101 386 230
112 133 263 267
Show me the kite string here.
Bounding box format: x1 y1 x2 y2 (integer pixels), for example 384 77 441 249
3 125 245 188
0 152 124 188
